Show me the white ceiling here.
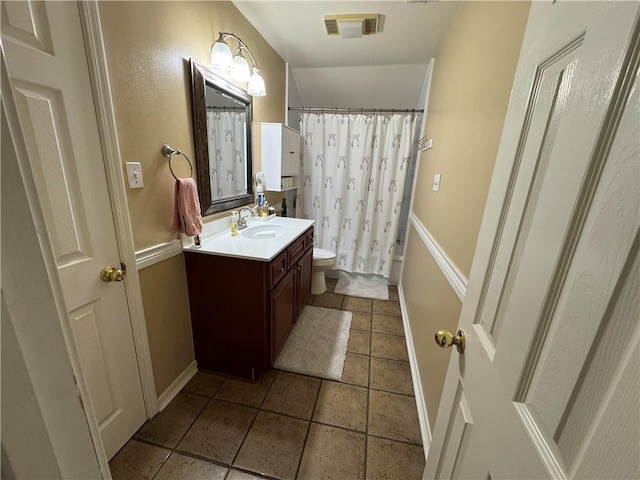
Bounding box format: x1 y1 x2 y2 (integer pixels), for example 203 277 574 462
233 1 460 109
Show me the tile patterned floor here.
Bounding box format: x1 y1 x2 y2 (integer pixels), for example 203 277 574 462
110 279 425 480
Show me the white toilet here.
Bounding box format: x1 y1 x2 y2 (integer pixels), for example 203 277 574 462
312 248 337 294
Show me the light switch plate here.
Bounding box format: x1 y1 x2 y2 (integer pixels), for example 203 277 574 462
433 173 441 192
126 162 144 188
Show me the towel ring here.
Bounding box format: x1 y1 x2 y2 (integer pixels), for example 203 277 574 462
161 144 193 180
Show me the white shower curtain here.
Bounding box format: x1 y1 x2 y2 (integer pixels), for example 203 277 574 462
206 110 247 201
297 113 416 278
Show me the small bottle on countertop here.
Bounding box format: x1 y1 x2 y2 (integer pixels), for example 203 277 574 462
281 197 287 217
256 185 265 208
230 211 238 236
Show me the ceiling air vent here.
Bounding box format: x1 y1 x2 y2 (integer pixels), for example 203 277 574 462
323 14 380 39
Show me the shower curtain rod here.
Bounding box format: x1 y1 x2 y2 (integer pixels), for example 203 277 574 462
288 107 423 114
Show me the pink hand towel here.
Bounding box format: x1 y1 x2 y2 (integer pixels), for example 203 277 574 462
170 178 203 236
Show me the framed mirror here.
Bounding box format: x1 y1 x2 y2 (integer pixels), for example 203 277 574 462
190 59 253 216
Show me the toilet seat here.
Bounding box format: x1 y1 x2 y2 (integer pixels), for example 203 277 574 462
313 248 336 268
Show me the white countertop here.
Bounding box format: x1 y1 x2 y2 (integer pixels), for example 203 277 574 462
183 216 315 262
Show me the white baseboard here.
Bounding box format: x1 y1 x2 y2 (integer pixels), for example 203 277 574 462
398 283 432 458
157 361 197 412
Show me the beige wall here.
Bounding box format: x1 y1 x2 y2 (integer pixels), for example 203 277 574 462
99 1 286 249
412 1 530 276
403 228 463 424
402 1 529 428
138 255 194 395
99 1 286 395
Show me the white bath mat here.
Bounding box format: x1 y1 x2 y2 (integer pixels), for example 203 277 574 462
334 272 389 300
274 306 352 381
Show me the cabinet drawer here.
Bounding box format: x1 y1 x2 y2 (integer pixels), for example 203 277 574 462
287 234 306 265
269 251 288 289
304 228 314 249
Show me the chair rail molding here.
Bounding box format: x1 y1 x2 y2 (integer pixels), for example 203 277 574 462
409 212 468 301
136 239 184 270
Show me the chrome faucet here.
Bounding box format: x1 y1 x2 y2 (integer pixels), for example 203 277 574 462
237 207 254 230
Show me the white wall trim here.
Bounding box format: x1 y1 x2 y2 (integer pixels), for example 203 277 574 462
78 1 159 418
409 212 468 301
398 283 432 457
157 361 198 412
399 58 434 285
136 240 183 270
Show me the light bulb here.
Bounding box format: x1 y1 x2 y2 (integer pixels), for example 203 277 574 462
230 52 250 82
247 68 267 97
210 35 233 69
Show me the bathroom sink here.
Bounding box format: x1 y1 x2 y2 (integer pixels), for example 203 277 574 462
241 224 289 239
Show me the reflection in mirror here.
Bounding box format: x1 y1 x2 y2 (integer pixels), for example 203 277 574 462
190 59 253 215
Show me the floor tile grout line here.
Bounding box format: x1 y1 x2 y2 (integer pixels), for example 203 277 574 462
304 418 368 437
135 386 418 453
227 373 277 470
364 306 374 480
128 436 171 451
170 449 232 472
228 408 259 471
147 395 213 480
358 327 405 338
122 293 411 479
369 352 410 363
368 387 416 398
135 415 423 461
183 377 226 400
258 405 316 423
366 432 425 447
293 375 323 479
172 448 281 480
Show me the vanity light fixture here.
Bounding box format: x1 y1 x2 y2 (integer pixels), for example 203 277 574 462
211 32 267 96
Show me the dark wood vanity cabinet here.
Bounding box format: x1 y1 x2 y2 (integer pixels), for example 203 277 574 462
269 267 297 365
296 248 313 317
184 226 313 381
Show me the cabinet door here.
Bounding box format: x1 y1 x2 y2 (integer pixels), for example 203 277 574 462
282 127 300 176
296 248 313 317
289 128 301 175
269 268 297 363
261 123 283 191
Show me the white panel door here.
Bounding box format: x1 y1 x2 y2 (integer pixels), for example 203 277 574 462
425 2 639 479
1 0 146 459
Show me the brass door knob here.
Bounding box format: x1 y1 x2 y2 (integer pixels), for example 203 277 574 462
434 329 465 354
100 265 126 282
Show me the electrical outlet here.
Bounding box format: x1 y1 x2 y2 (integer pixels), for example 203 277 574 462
126 162 144 188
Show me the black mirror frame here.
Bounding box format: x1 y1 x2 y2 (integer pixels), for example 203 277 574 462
190 58 253 216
